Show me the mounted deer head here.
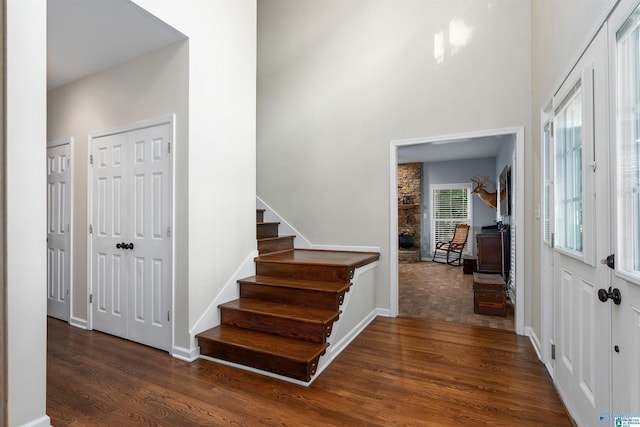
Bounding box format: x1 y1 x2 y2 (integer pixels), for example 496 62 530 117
471 175 506 210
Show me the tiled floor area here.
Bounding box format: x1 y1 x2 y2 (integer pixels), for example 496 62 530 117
399 261 514 331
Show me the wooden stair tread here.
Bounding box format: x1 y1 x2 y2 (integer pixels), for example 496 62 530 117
197 325 328 363
255 249 379 268
257 221 280 226
239 275 350 293
257 235 295 242
219 299 339 323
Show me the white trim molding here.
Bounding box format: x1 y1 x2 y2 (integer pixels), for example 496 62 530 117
390 126 526 336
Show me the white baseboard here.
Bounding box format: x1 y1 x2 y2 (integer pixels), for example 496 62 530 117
375 308 392 317
312 244 381 253
189 250 257 338
525 326 542 361
20 415 51 427
69 316 87 330
172 345 199 362
312 309 379 382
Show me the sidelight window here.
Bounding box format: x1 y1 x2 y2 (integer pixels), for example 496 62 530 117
554 82 584 254
616 7 640 278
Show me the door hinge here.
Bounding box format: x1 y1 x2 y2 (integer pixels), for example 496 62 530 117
551 233 554 249
551 344 556 360
167 226 171 237
68 158 71 167
168 142 171 154
167 311 171 322
590 161 597 172
89 154 93 165
89 224 93 234
89 294 93 304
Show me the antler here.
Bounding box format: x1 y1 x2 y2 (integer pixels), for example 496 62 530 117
470 175 488 190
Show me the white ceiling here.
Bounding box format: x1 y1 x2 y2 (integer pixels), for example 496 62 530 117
397 135 511 164
48 0 187 90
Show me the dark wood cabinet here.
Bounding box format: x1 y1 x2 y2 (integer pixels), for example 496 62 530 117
476 231 510 274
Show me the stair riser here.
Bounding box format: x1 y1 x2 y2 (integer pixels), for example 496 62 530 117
240 283 343 312
220 309 333 344
256 210 265 223
199 340 318 382
258 236 295 254
256 262 352 283
257 223 279 239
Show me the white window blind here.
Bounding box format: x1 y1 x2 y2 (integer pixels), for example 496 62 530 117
430 184 472 254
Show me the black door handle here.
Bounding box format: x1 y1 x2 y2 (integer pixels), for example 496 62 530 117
116 242 127 249
598 287 622 305
127 243 134 250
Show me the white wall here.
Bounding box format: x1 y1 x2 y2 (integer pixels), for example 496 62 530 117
130 0 257 346
257 0 531 310
530 0 610 344
48 41 190 345
6 0 49 425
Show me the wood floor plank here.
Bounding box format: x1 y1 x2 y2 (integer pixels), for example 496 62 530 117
47 316 572 426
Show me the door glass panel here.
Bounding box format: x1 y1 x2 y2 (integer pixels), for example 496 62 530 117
617 6 640 279
555 82 583 254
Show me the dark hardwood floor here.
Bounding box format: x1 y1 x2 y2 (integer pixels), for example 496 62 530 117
47 316 572 426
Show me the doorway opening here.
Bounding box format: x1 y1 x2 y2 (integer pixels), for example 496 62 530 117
389 127 525 335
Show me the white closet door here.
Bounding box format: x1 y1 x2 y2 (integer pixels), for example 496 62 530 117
92 132 129 338
91 122 172 351
47 142 71 321
126 124 172 350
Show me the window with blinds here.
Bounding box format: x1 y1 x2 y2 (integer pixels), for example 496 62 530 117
430 183 472 254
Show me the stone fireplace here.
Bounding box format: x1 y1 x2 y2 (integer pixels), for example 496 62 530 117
397 163 421 263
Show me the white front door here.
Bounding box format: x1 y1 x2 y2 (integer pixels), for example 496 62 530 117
541 118 555 375
91 120 172 351
552 26 613 426
47 141 71 321
609 0 640 420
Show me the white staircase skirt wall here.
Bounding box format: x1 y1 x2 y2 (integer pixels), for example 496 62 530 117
313 260 380 382
256 196 312 249
182 250 258 361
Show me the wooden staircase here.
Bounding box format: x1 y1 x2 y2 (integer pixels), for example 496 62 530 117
196 209 379 382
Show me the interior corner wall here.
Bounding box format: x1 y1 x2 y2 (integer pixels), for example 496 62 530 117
130 0 257 337
47 41 190 347
6 0 49 425
257 0 531 310
530 0 610 342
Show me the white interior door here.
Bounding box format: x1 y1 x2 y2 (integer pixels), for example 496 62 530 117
92 132 128 338
610 0 640 421
91 121 172 351
552 26 612 426
47 141 71 321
